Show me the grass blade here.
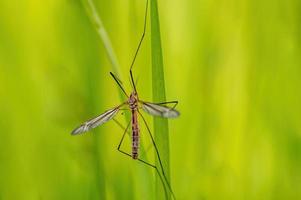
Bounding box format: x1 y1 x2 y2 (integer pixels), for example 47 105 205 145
79 0 127 198
83 0 121 77
150 0 171 199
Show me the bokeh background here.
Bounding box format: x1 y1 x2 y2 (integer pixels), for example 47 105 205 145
0 0 300 199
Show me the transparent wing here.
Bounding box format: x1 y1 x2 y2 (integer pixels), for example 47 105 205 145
71 104 123 135
140 101 180 118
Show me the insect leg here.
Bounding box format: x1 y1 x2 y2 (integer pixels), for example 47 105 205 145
114 118 154 157
129 0 149 92
135 158 168 200
116 153 168 200
129 0 149 71
152 101 178 110
138 111 176 200
113 118 131 136
116 120 131 151
130 70 137 93
115 119 168 200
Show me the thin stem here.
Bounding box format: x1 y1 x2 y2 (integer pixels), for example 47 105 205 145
82 0 127 117
84 0 122 77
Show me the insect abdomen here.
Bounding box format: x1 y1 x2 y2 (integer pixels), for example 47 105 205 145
132 128 139 159
131 111 139 159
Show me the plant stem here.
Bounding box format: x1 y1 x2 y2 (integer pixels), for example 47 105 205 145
84 0 122 77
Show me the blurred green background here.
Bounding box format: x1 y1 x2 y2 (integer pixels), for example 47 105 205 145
0 0 301 199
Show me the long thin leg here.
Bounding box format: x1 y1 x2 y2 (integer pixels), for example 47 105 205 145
129 75 140 93
152 101 178 110
116 120 168 200
130 70 137 93
117 120 131 150
139 100 178 112
129 0 149 71
138 111 176 200
129 0 149 93
114 118 154 157
113 118 131 135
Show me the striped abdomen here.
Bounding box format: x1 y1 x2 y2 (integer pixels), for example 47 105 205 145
131 110 139 159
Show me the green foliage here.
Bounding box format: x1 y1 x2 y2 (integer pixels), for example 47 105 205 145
0 0 301 199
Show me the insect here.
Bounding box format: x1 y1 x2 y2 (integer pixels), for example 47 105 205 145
71 0 179 199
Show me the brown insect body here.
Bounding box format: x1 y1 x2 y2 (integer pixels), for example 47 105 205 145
128 92 139 159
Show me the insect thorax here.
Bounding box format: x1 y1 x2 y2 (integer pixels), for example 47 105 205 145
129 92 138 110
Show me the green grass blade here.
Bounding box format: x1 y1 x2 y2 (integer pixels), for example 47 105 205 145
83 0 121 76
79 0 127 198
81 0 127 103
150 0 171 199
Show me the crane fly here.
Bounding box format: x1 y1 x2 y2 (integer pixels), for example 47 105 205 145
71 71 179 199
71 0 179 199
